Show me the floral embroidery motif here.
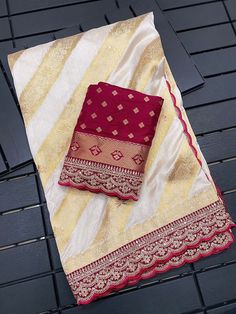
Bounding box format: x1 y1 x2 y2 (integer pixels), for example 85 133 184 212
107 115 113 122
89 145 102 156
66 200 235 305
59 157 143 200
80 123 86 129
132 154 144 165
87 99 92 105
112 90 118 96
101 101 108 107
111 150 123 161
133 107 139 114
96 127 102 133
91 112 97 119
70 142 80 151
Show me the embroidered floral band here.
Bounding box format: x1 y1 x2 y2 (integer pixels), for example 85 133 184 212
8 12 235 306
59 82 163 200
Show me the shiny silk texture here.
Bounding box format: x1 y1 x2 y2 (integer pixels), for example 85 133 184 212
58 81 163 201
8 12 235 304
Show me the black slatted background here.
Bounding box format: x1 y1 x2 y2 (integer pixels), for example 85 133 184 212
0 0 236 313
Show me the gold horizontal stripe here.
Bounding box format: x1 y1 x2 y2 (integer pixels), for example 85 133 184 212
20 35 81 126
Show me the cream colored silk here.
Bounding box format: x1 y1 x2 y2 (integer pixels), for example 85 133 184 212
8 12 218 275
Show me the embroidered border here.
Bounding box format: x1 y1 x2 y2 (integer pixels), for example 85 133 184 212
58 157 143 200
66 199 235 304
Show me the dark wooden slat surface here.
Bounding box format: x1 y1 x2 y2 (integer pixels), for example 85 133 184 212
183 73 236 108
0 0 236 313
179 24 236 53
187 100 236 135
197 264 236 306
0 276 57 314
0 206 44 246
192 47 236 76
157 0 217 10
165 2 228 31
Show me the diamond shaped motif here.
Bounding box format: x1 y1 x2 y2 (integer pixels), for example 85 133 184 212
128 93 134 99
70 142 80 151
96 87 102 93
91 112 97 119
123 119 129 125
144 136 150 142
112 90 118 96
132 154 144 165
80 123 86 129
149 110 155 117
139 122 145 128
144 96 150 102
111 150 123 160
101 101 108 107
89 145 102 156
128 133 134 139
96 127 102 133
107 115 113 122
112 130 118 136
87 99 92 105
117 104 123 110
133 107 139 114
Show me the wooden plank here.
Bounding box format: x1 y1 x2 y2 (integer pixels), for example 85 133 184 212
0 69 32 172
15 33 55 49
0 241 50 284
48 237 62 270
197 128 236 163
207 303 236 314
0 163 35 180
0 153 7 173
225 0 236 20
0 0 7 17
165 2 228 32
129 0 204 93
0 18 11 40
187 100 236 135
197 264 236 306
209 160 236 192
192 47 236 77
0 176 39 213
0 275 57 314
56 272 76 307
8 0 94 14
11 0 116 37
183 73 236 108
223 192 236 222
0 207 45 247
72 276 201 314
179 24 236 53
156 0 217 10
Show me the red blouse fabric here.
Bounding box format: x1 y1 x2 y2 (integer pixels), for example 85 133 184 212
58 82 163 201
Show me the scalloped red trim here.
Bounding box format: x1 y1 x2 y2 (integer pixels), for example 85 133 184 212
66 200 235 304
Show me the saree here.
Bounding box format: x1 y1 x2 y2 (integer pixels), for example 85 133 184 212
8 12 235 304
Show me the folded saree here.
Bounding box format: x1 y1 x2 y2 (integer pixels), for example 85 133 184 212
8 12 235 304
58 81 163 200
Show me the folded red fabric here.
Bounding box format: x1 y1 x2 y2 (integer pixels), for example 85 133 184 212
58 82 163 200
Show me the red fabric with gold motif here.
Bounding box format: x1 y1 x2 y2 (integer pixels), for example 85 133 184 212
58 82 163 200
